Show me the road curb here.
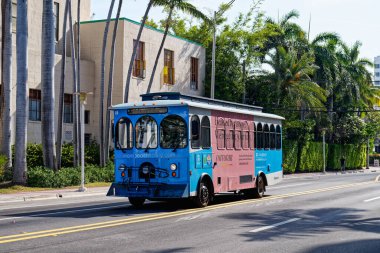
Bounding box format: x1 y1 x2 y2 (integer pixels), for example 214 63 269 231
0 192 106 204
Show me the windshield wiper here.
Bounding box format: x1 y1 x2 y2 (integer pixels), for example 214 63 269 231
144 133 155 152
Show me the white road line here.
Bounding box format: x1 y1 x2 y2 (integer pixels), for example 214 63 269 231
0 204 128 222
249 218 301 233
267 183 311 190
364 196 380 203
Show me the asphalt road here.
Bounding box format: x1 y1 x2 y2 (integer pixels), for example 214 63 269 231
0 172 379 253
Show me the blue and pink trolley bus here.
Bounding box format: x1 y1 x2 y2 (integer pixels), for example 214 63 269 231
107 92 284 207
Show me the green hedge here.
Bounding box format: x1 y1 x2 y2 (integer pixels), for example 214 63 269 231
283 140 366 173
282 140 298 173
0 155 9 182
13 142 102 168
27 163 114 188
299 142 327 172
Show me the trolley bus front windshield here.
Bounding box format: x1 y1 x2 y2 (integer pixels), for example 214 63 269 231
115 114 188 151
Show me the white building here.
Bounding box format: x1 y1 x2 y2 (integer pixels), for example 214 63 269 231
0 1 206 145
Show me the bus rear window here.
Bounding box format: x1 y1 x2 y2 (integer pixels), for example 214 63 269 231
116 118 133 149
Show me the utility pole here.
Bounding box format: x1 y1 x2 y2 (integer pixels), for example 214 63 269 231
211 11 216 99
366 138 370 169
322 130 326 174
242 60 246 104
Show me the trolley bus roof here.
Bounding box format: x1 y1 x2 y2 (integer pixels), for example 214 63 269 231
111 92 285 120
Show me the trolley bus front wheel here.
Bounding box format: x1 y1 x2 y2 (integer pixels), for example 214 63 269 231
194 181 211 208
128 197 145 207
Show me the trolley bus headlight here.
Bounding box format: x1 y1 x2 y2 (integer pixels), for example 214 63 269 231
142 166 149 175
170 163 177 171
118 164 127 171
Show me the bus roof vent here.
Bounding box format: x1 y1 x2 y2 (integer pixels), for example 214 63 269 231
141 92 181 101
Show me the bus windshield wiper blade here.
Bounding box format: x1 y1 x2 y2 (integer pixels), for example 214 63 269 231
144 134 155 152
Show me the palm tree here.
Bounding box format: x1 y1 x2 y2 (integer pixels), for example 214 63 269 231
99 0 116 167
1 0 13 169
41 0 57 170
124 0 155 103
57 0 70 170
68 0 79 167
14 0 28 185
76 0 82 165
105 0 123 164
264 46 326 113
147 0 209 93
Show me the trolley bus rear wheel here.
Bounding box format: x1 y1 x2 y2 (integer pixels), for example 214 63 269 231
194 181 210 208
128 197 145 207
254 175 265 198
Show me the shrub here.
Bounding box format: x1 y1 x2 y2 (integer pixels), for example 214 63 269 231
27 163 114 188
0 155 9 182
282 140 298 174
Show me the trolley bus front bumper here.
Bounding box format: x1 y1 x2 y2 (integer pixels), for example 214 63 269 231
107 182 189 199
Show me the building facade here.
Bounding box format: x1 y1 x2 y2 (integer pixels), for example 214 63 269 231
0 0 206 146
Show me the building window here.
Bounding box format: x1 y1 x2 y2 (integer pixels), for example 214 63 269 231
375 64 380 69
164 49 175 85
201 116 211 149
375 81 380 86
85 133 92 145
85 110 90 124
64 94 73 123
191 115 200 149
133 40 145 78
54 2 60 42
29 89 41 121
376 72 380 77
12 0 17 33
190 57 199 90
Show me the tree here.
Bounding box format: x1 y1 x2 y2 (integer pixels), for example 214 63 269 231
41 0 57 170
105 0 123 163
14 0 28 185
124 0 155 103
146 0 210 93
1 0 12 169
99 0 116 167
57 0 70 169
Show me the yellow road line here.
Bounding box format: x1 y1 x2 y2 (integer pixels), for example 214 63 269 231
0 180 375 244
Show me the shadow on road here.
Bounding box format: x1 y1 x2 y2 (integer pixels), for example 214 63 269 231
299 239 380 253
220 207 380 242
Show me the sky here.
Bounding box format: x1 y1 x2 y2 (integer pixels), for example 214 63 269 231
91 0 380 64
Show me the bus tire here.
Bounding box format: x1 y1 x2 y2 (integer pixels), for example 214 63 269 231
254 175 265 198
128 197 145 207
194 181 210 208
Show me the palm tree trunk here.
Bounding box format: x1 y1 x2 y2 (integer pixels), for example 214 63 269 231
99 0 116 167
1 0 13 169
105 0 123 164
124 0 153 103
41 0 57 170
68 1 79 167
147 7 174 93
14 0 28 185
56 0 70 170
76 0 82 165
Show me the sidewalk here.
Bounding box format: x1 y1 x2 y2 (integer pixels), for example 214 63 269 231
0 186 109 204
283 166 380 180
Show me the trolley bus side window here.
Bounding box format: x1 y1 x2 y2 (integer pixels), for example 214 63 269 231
191 115 200 149
116 117 133 149
276 125 282 150
201 116 211 149
264 124 270 149
256 123 263 149
270 124 276 150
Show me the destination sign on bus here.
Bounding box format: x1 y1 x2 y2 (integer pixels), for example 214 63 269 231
127 107 168 115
